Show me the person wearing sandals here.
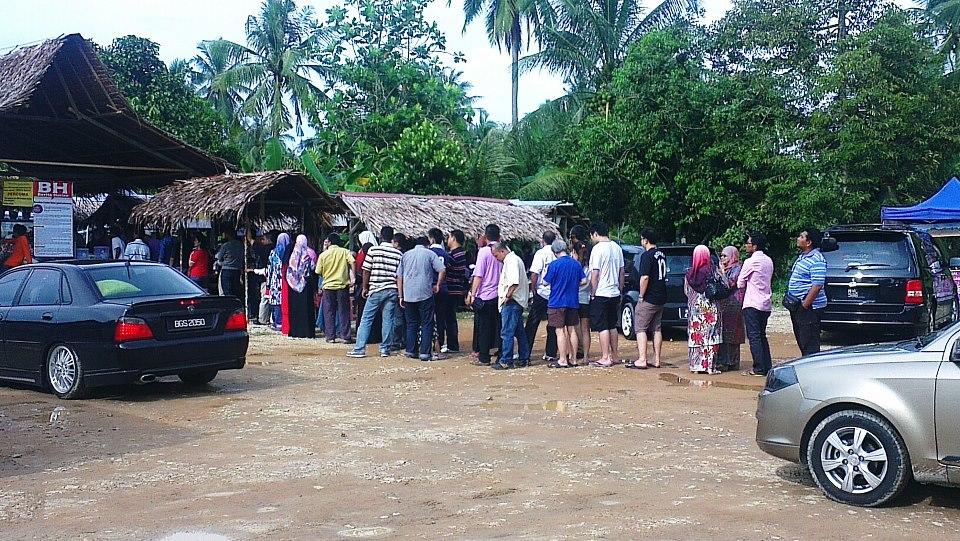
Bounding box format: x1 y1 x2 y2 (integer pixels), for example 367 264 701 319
588 222 625 367
542 240 587 368
628 228 667 370
684 245 722 375
571 241 592 363
715 245 746 371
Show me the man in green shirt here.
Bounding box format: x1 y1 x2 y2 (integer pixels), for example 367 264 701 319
315 233 355 343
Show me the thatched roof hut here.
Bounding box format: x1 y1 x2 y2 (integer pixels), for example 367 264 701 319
338 192 560 242
130 171 343 230
0 34 227 193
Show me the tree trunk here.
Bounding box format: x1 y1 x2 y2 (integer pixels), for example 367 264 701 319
837 0 848 41
510 18 521 128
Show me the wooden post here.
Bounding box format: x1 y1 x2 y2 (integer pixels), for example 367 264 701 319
243 212 251 326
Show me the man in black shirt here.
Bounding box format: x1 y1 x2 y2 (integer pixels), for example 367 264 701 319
628 228 667 369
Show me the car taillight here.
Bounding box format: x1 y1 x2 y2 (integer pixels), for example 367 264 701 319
115 317 154 343
905 279 924 305
225 311 248 331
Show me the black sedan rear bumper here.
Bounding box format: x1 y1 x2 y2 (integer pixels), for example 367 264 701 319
85 332 249 386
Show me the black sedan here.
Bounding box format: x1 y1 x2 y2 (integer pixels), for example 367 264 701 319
0 261 248 399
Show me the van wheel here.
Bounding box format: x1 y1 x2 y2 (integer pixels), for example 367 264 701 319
45 345 86 399
620 301 636 340
806 410 911 507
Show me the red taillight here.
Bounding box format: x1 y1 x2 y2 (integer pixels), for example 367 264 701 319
905 279 924 305
225 311 248 331
114 317 154 343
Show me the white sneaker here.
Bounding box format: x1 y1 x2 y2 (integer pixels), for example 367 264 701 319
440 345 449 354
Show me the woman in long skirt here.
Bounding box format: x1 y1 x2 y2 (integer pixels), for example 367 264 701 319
266 233 290 332
684 245 722 375
716 245 745 371
285 234 316 338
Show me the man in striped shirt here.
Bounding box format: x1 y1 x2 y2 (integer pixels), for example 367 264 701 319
348 226 403 358
787 227 827 356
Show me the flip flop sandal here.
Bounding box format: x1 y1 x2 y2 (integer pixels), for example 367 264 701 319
548 361 572 368
588 361 613 368
625 363 649 370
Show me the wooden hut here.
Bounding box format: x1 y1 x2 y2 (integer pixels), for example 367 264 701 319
338 192 561 243
130 171 342 231
0 34 227 193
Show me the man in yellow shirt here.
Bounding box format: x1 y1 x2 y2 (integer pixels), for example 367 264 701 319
315 233 355 343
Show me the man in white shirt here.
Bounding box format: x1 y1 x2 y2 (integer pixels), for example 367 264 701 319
122 232 151 261
492 243 530 370
524 231 558 362
110 227 126 260
588 221 625 367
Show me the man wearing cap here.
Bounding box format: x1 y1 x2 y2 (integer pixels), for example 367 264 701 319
542 240 587 368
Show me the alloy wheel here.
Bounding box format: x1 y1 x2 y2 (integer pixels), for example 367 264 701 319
820 426 888 494
47 346 77 395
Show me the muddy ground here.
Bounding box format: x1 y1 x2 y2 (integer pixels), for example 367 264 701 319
2 313 959 540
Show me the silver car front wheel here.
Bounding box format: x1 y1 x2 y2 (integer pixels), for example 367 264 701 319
807 410 911 507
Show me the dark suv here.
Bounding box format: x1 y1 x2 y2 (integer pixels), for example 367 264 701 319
619 244 694 339
821 225 957 336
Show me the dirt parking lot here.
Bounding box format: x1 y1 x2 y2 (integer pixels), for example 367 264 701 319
2 315 960 540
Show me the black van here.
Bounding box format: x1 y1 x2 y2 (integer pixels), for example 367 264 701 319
619 244 694 339
820 225 957 336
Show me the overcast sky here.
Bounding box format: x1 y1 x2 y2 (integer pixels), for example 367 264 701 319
0 0 918 123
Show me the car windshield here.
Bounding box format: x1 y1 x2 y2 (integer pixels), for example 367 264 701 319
83 265 203 299
823 234 912 271
663 253 692 274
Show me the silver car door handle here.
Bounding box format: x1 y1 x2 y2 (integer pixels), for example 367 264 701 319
41 312 53 321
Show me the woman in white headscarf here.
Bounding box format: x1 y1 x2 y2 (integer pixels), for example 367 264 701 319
353 230 378 329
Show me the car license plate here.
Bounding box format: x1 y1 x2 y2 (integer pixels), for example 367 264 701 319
173 317 207 329
847 288 860 299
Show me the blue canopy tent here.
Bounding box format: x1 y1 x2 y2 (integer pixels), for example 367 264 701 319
882 178 960 228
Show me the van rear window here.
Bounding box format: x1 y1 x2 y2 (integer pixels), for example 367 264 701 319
823 235 912 270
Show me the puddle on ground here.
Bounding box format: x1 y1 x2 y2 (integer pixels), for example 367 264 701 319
337 526 394 538
658 372 761 392
157 532 232 541
48 406 68 424
480 400 589 412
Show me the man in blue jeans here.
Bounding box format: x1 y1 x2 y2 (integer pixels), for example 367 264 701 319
348 227 403 358
397 237 446 360
492 243 530 369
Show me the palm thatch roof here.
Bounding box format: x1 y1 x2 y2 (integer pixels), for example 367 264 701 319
0 34 228 193
130 171 343 229
338 192 560 242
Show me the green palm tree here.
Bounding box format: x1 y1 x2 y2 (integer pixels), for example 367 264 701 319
521 0 701 91
211 0 333 137
927 0 960 71
191 40 246 126
458 0 551 126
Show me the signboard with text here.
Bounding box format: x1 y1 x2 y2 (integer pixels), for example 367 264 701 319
2 179 34 206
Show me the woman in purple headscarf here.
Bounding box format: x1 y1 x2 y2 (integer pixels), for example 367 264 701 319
285 234 316 338
266 233 290 332
684 245 722 374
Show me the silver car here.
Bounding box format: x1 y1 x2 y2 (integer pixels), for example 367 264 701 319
756 322 960 506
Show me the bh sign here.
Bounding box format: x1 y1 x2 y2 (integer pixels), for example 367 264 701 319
34 181 73 198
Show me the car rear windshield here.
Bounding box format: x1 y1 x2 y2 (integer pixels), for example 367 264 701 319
823 233 913 270
83 265 203 299
661 250 692 274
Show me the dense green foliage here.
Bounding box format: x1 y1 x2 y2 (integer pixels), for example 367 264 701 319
93 0 960 261
98 36 240 164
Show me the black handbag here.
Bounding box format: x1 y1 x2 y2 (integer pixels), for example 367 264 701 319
704 274 733 301
782 292 802 312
